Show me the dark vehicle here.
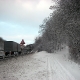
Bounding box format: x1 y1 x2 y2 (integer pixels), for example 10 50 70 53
4 41 21 57
22 44 34 54
0 41 34 59
26 44 34 53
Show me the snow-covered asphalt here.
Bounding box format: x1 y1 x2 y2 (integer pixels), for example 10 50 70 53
0 48 80 80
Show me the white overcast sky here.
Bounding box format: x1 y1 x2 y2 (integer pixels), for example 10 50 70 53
0 0 53 45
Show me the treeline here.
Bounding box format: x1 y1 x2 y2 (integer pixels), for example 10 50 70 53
34 0 80 60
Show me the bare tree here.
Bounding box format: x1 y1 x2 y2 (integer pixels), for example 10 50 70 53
34 0 80 62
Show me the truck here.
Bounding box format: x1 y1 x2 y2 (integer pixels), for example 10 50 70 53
4 41 21 57
0 41 34 59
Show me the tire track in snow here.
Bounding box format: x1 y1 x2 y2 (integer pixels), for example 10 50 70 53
47 57 53 80
48 56 76 80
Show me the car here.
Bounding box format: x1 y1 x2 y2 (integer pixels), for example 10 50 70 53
0 50 5 59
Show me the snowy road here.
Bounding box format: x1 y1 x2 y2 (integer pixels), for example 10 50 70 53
47 56 76 80
0 48 80 80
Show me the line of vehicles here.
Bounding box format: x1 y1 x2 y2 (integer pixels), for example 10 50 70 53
0 41 34 59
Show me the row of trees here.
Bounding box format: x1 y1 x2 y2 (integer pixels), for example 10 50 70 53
34 0 80 60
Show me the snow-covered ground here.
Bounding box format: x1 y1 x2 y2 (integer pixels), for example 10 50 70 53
0 46 80 80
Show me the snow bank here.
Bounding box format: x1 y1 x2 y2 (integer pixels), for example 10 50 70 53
52 46 80 80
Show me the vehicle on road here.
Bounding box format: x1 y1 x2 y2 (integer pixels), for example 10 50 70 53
0 41 35 59
0 50 5 59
